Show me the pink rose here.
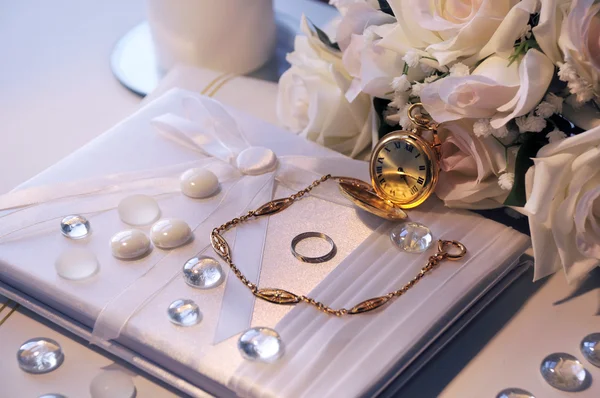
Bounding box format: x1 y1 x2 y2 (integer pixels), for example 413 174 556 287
421 50 554 128
435 119 509 208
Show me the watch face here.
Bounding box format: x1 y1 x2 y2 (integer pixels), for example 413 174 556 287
370 133 436 207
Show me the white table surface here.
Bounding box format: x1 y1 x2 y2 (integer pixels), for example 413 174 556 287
0 1 598 397
0 297 183 398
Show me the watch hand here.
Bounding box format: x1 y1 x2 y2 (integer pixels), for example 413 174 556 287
396 167 409 186
397 170 418 181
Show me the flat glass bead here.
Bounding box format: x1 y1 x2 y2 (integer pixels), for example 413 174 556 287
581 332 600 367
17 338 64 374
110 230 151 260
89 370 136 398
117 194 160 226
167 299 202 326
60 215 90 239
236 146 278 175
540 352 590 392
183 256 225 289
390 222 433 253
39 394 67 398
55 248 99 280
238 327 284 363
180 168 220 198
150 218 192 249
496 388 535 398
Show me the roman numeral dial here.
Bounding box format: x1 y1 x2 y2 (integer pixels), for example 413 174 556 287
371 137 430 204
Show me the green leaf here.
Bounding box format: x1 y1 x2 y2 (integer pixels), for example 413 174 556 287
307 19 340 52
377 0 395 16
503 133 547 207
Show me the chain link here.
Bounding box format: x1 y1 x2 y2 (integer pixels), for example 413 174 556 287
210 175 465 316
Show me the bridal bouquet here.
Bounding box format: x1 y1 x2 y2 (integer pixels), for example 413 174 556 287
277 0 600 282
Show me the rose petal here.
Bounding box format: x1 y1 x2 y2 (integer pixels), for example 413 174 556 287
539 123 600 157
434 120 507 208
472 54 520 86
533 0 568 64
427 0 515 65
342 34 365 78
574 187 600 258
387 0 441 48
336 3 395 50
491 50 555 128
529 216 563 281
422 75 517 122
467 0 539 64
524 153 574 222
358 39 410 98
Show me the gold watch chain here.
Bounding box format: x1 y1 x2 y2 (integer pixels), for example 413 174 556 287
210 175 466 316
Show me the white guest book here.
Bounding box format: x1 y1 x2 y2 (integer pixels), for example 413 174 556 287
0 89 530 397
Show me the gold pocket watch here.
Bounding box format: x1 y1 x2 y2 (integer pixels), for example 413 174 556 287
339 103 441 219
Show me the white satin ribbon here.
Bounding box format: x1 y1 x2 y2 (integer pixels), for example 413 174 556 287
0 93 370 346
148 95 364 343
91 172 275 344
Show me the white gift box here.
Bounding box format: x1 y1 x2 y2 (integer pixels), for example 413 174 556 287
0 89 530 397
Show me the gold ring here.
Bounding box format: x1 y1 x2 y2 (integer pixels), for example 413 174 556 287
291 232 337 263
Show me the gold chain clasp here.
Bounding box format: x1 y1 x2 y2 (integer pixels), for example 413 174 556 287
408 103 438 131
437 240 467 261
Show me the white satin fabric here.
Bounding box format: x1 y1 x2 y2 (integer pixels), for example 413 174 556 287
230 200 530 398
0 89 530 397
0 92 370 346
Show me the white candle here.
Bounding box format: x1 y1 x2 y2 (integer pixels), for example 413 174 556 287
147 0 276 75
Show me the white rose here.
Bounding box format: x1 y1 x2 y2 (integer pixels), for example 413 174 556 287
525 126 600 281
435 119 509 209
378 0 524 66
343 26 426 101
335 2 395 50
277 18 372 157
557 0 600 95
420 49 554 128
336 4 424 100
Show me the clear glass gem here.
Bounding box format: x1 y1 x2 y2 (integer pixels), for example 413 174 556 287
17 338 64 374
581 332 600 367
150 218 192 249
39 394 67 398
238 327 284 363
540 352 590 392
89 370 136 398
117 194 160 226
390 221 433 253
167 299 202 326
55 248 99 280
183 256 225 289
110 230 151 260
496 388 535 398
60 215 91 239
